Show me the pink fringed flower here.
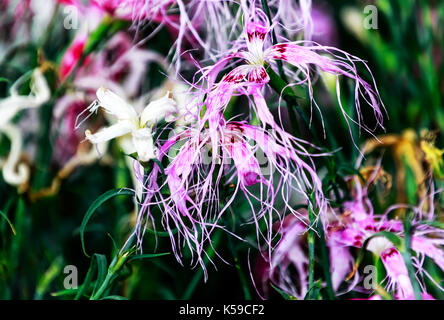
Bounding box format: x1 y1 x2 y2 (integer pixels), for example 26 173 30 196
199 5 385 139
326 179 444 299
260 165 444 299
267 214 309 299
135 80 326 279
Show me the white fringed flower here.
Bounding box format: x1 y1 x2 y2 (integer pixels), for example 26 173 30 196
85 87 177 162
0 68 50 187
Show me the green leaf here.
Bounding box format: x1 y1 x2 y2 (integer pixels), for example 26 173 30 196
74 253 107 300
92 254 108 296
402 217 423 300
128 252 170 262
75 257 97 300
304 280 322 300
84 18 130 55
9 198 25 270
270 283 297 300
0 209 16 235
51 289 79 297
35 256 63 300
100 295 128 300
316 219 335 300
80 188 134 257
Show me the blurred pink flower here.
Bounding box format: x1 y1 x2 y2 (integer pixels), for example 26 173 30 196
326 180 444 299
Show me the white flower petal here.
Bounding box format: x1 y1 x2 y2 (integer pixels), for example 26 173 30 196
131 128 158 162
0 97 23 128
0 124 30 186
96 87 137 120
140 93 177 127
85 120 133 144
0 68 51 129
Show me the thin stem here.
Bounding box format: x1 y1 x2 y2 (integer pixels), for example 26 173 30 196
317 220 335 300
307 199 316 300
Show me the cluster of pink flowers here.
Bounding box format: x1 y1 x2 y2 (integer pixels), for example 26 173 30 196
262 176 444 300
42 0 441 298
129 1 387 279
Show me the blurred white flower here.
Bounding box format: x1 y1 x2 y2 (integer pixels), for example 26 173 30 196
0 68 50 188
85 87 177 162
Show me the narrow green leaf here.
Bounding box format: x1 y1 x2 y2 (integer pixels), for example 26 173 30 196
270 283 297 300
75 256 98 300
80 188 134 257
92 254 108 296
0 209 16 235
51 289 78 297
100 295 128 300
128 252 170 262
35 256 63 300
402 218 422 300
74 253 108 300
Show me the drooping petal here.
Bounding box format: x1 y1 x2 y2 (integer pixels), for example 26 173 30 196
0 97 24 128
380 247 414 299
85 120 133 144
230 140 261 187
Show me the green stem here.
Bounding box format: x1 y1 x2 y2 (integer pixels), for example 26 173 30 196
89 225 138 300
402 218 422 300
317 220 335 300
90 270 116 300
307 200 316 300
